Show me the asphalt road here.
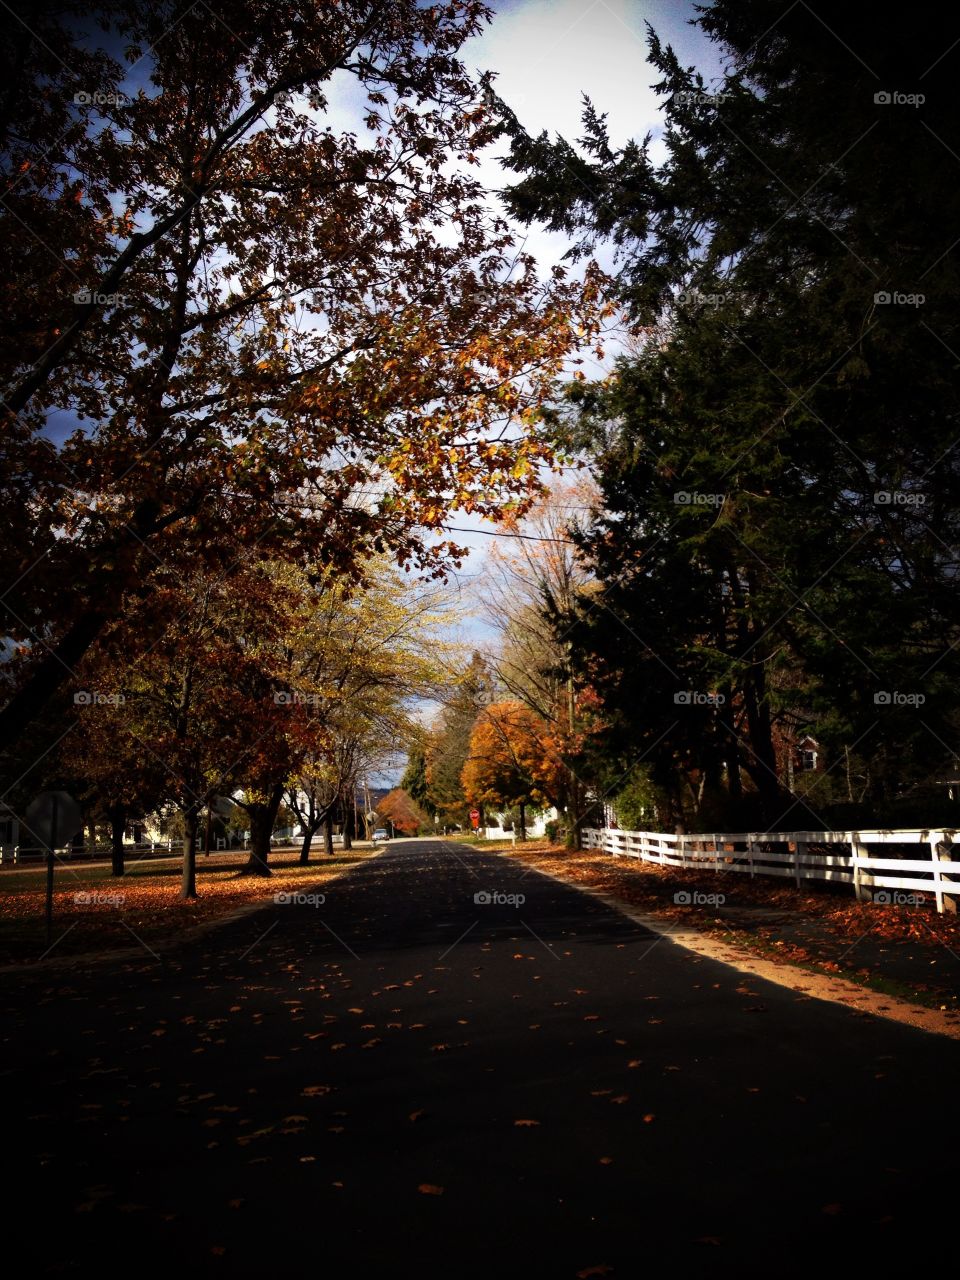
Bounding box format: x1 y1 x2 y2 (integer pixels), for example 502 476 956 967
6 839 959 1276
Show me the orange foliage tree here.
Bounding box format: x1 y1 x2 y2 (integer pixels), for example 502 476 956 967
461 700 562 838
376 788 427 836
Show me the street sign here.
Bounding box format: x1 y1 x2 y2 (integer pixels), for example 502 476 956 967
25 790 83 851
25 790 83 943
470 809 480 829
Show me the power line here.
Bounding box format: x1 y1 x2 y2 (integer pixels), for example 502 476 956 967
441 525 579 545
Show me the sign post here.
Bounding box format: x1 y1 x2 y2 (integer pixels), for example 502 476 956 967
25 790 83 944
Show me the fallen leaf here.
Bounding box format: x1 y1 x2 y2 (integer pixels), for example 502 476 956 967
513 1119 540 1127
418 1183 444 1196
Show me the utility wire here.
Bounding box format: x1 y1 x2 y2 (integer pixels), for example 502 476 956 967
442 525 579 545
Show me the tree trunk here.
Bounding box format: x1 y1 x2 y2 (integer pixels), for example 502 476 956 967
107 804 126 877
323 812 334 855
242 785 284 876
181 806 199 899
564 779 584 850
518 801 526 841
341 798 353 850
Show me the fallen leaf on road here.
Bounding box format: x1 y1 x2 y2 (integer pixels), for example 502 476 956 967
599 1157 613 1165
821 1203 843 1215
642 1113 656 1123
610 1095 629 1105
514 1119 540 1127
418 1183 444 1196
409 1109 427 1123
576 1265 613 1278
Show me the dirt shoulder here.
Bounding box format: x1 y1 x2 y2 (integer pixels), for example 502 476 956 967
498 840 960 1031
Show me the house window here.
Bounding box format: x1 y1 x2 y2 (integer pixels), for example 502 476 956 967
799 749 818 771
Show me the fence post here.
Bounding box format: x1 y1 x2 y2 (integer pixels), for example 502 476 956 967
851 831 870 902
928 831 957 915
794 839 805 890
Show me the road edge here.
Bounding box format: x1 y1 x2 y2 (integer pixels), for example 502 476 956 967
507 853 960 1042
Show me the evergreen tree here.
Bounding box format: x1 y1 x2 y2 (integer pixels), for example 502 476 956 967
497 0 960 824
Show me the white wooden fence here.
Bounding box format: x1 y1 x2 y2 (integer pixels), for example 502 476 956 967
582 827 959 914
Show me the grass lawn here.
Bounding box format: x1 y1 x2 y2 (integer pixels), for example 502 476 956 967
435 833 529 850
0 846 380 967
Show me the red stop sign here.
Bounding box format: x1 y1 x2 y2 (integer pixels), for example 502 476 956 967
470 809 480 827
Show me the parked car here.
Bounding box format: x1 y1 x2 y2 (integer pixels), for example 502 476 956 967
373 828 389 841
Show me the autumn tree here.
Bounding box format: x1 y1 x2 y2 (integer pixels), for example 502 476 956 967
482 483 602 846
425 653 495 825
0 0 602 771
461 700 561 839
270 556 451 864
376 787 427 835
59 687 168 877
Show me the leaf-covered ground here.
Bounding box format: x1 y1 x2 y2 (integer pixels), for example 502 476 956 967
500 840 960 1011
0 848 378 967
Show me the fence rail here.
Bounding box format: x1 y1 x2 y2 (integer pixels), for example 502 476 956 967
581 827 959 914
0 834 307 867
